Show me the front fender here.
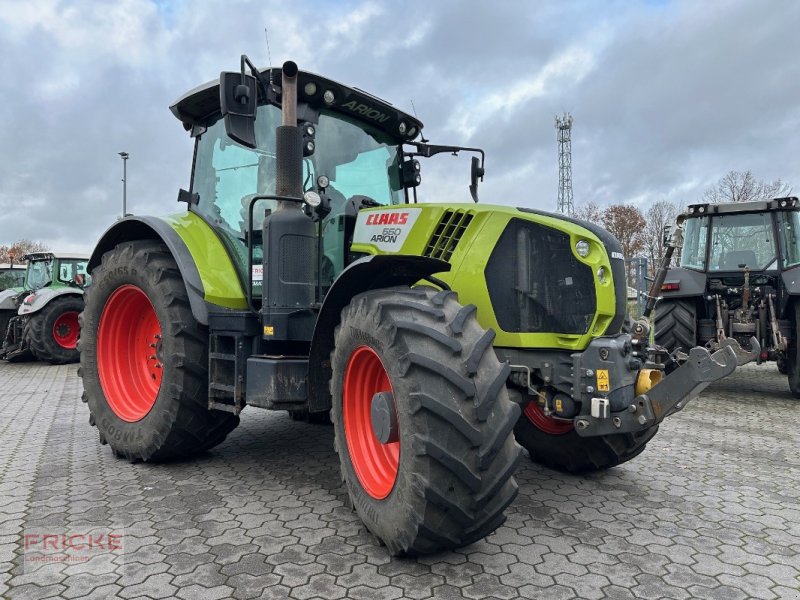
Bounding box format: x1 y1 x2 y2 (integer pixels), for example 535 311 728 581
19 287 83 316
307 254 450 412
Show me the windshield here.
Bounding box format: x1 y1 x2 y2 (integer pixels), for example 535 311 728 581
56 260 90 286
191 105 403 288
0 268 25 290
778 211 800 268
707 212 777 271
192 105 402 240
27 260 53 290
680 217 709 270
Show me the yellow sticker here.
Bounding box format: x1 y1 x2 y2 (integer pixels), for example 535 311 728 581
263 325 274 336
597 369 610 391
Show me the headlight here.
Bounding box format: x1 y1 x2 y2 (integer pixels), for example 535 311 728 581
303 191 322 207
575 239 590 258
597 266 607 283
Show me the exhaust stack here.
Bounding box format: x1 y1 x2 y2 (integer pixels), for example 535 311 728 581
275 61 303 202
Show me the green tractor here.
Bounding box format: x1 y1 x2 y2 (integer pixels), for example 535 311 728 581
1 252 89 364
79 59 737 555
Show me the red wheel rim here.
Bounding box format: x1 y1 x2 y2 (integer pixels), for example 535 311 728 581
52 311 80 349
524 401 574 435
343 346 399 499
97 285 162 422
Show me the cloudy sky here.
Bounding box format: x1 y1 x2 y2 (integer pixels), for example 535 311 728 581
0 0 797 253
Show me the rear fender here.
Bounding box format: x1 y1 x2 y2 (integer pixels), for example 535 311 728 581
659 267 707 298
89 216 209 324
0 289 21 311
307 254 450 412
18 287 83 316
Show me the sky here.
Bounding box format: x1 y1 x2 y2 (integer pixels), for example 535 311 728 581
0 0 797 253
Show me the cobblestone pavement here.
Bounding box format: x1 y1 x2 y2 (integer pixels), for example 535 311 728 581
1 361 799 600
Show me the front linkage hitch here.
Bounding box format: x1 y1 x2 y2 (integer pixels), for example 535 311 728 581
572 341 737 437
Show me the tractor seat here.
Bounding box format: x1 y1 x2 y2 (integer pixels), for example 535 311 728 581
719 250 757 270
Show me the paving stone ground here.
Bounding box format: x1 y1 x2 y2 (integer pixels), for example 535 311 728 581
1 360 799 599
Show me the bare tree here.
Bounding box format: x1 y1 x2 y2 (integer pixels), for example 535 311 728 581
601 204 646 261
643 200 679 276
703 170 792 203
0 240 50 265
573 201 603 223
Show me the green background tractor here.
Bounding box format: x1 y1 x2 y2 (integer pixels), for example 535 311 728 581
1 252 89 364
79 59 736 555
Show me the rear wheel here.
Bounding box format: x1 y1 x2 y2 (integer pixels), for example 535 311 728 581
654 299 697 353
330 287 521 555
27 296 83 364
514 402 659 473
79 240 239 461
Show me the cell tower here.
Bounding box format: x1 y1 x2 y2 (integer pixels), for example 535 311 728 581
555 113 574 216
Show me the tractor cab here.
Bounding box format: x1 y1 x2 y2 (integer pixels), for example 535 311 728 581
170 62 483 299
20 253 91 292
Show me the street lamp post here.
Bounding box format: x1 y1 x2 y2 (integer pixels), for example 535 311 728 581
118 152 129 218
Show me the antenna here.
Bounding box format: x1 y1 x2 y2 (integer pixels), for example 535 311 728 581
555 113 574 216
410 99 428 143
264 27 274 86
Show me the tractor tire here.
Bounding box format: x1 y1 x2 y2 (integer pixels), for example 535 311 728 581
514 403 659 473
26 296 83 364
79 240 239 461
777 356 788 375
786 303 800 398
654 299 696 353
330 286 521 556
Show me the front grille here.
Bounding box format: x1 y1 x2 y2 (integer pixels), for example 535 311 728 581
485 219 596 334
424 210 474 261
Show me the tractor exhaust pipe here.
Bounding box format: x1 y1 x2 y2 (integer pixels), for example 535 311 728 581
275 61 303 201
262 60 317 344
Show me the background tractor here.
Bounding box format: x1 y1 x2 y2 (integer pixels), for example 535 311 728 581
79 58 736 555
0 263 25 292
1 252 89 364
655 197 800 394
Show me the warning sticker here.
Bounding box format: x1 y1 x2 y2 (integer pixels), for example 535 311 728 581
596 369 610 392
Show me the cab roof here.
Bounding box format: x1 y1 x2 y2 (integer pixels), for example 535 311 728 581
686 196 799 217
23 252 90 261
170 65 423 143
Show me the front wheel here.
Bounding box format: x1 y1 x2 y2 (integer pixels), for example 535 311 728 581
27 296 83 364
330 287 521 555
79 240 239 461
514 402 659 473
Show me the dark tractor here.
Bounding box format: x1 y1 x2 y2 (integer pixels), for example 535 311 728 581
79 57 737 555
655 197 800 394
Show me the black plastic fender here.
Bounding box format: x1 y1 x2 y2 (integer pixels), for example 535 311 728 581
659 267 707 299
88 216 209 325
307 254 450 412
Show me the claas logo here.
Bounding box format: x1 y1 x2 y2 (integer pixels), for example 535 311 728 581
365 213 409 226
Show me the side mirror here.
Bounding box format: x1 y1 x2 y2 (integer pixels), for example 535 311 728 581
220 71 257 148
469 156 485 203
